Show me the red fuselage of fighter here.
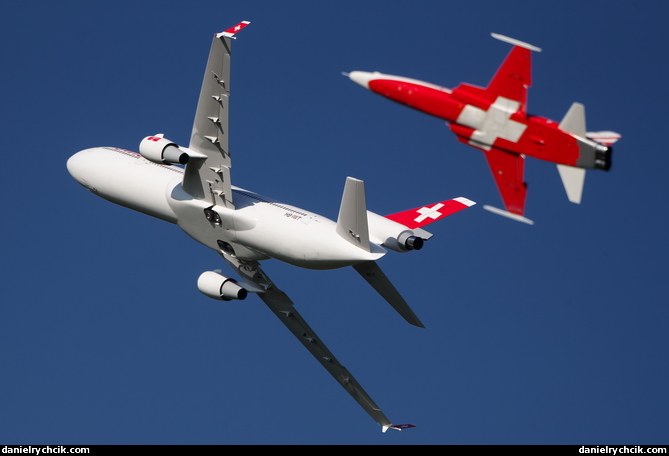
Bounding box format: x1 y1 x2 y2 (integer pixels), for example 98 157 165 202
347 37 617 221
349 71 610 172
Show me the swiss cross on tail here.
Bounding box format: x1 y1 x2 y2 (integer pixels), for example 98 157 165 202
385 197 476 229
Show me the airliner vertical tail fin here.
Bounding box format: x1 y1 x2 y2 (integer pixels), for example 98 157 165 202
336 177 371 252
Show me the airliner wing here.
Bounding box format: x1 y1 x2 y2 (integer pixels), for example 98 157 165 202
222 254 411 432
183 21 250 208
353 261 424 328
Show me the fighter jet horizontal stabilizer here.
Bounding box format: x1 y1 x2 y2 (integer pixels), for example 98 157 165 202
556 164 586 204
483 205 534 225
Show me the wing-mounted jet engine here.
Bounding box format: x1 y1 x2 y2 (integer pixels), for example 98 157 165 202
197 270 248 301
139 135 191 165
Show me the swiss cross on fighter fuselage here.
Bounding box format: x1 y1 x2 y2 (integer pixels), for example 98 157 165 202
455 96 527 150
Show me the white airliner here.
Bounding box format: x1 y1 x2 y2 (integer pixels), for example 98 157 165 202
67 21 475 431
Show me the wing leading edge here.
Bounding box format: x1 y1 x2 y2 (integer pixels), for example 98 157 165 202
480 145 534 225
222 254 414 431
451 133 533 224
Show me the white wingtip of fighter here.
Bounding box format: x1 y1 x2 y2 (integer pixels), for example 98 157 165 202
491 33 542 52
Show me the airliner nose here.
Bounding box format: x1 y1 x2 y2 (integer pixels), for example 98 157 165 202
67 149 98 192
348 71 377 90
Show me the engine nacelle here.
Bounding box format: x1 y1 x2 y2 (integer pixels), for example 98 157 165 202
139 135 189 165
197 271 248 301
367 211 425 253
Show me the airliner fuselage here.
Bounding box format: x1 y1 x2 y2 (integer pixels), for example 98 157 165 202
68 147 383 270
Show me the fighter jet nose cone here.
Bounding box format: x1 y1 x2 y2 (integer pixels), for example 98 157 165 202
348 71 375 90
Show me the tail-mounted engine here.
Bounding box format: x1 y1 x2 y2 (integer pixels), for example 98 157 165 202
139 135 190 165
367 212 425 253
197 271 248 301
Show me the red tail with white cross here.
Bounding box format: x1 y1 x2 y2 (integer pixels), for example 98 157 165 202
384 197 476 229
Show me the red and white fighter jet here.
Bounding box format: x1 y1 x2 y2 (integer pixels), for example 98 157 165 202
348 34 620 224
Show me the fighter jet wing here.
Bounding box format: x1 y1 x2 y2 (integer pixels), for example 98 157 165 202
221 254 412 432
451 34 539 118
452 133 533 224
183 21 250 208
480 146 533 224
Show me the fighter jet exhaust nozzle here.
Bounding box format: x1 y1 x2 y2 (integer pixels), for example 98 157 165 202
197 271 248 301
139 135 189 165
594 145 612 171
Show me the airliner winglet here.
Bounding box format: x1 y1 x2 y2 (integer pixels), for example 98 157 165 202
217 21 250 38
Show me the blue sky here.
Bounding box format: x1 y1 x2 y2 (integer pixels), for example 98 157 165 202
1 0 668 445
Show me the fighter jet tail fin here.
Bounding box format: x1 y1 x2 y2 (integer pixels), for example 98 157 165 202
557 103 618 203
559 102 587 137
